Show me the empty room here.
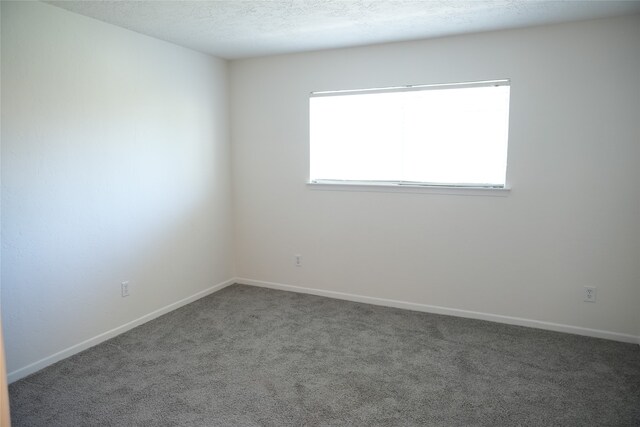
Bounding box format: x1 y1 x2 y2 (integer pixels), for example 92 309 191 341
1 0 640 425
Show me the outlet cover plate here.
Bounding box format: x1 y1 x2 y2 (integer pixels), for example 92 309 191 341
584 286 596 303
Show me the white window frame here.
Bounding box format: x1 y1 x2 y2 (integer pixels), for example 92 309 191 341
308 79 512 195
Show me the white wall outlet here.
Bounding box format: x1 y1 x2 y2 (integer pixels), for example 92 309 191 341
121 281 130 297
584 286 596 303
295 254 302 267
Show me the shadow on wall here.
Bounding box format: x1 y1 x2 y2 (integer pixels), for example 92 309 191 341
1 1 233 378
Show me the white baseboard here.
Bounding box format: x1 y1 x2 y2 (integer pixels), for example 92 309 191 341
9 276 638 384
8 278 236 384
237 278 640 345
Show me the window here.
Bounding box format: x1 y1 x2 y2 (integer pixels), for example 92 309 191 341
309 80 510 189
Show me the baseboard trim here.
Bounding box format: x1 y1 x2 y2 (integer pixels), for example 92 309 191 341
8 278 236 384
237 278 640 345
9 277 638 383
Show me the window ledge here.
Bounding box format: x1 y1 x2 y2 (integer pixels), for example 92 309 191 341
307 181 511 197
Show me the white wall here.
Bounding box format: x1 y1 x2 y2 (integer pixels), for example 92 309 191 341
1 1 234 377
231 15 640 340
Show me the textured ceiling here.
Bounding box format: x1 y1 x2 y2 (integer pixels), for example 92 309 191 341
45 0 640 59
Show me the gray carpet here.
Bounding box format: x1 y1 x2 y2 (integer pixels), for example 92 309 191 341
9 284 640 426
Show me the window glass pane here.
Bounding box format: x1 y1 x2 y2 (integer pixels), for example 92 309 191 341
309 82 510 187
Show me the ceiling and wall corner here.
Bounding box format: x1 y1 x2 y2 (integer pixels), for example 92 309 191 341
44 0 640 59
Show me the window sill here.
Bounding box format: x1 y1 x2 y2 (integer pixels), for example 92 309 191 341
306 181 511 197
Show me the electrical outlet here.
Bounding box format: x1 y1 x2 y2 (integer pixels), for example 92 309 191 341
121 281 130 297
295 254 302 267
584 286 596 303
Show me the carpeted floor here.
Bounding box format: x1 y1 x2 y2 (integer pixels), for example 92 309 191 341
9 284 640 426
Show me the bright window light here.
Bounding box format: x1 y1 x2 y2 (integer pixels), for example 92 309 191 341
309 80 511 188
